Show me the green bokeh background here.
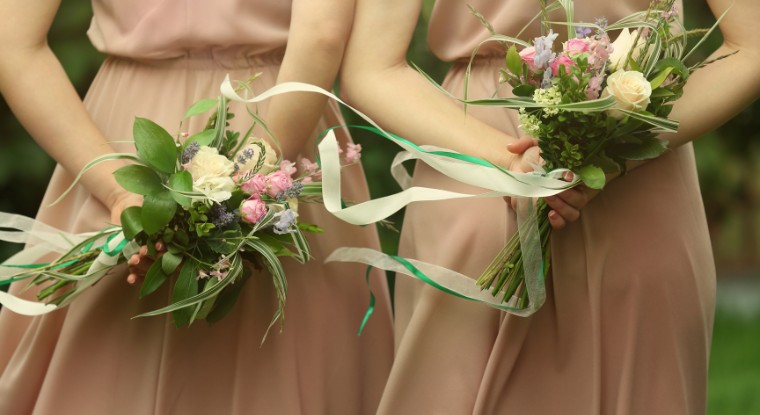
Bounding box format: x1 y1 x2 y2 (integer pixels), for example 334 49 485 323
1 1 758 412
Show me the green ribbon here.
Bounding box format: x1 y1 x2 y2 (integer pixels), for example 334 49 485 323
1 229 127 286
357 265 376 336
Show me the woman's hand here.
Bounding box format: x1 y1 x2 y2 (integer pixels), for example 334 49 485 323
506 137 599 229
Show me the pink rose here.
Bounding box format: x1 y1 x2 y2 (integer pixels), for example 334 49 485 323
551 55 575 76
241 173 267 195
563 38 590 56
343 142 362 164
241 196 268 224
266 170 294 197
519 46 540 72
280 160 297 177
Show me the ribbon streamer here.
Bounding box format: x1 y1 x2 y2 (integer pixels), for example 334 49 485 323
222 79 568 315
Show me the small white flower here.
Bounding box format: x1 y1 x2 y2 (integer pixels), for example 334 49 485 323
186 146 235 180
608 29 650 71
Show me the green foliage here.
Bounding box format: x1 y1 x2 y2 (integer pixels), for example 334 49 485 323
133 117 178 174
114 165 164 195
140 259 169 298
168 171 193 207
171 261 200 327
120 206 144 240
141 191 177 235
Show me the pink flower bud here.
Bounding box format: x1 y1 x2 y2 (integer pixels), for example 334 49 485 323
551 55 575 76
241 173 267 195
266 170 294 198
563 38 590 56
344 143 362 164
519 46 540 73
280 160 297 177
241 196 268 224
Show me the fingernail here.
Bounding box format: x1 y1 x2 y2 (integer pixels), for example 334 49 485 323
139 246 148 256
129 254 140 266
155 241 164 251
126 274 137 285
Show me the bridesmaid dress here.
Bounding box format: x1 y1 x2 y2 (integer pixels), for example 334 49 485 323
0 1 393 414
380 1 715 414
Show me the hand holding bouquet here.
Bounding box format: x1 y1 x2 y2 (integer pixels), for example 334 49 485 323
464 0 732 309
0 80 361 337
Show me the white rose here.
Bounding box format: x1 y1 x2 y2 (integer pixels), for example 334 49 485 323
601 70 652 119
235 137 279 175
186 146 235 181
193 175 236 203
608 28 648 71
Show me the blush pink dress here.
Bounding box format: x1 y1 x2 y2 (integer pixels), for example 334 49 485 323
0 1 393 414
380 1 715 414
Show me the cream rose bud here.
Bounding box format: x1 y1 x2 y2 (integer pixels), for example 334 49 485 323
235 137 279 175
608 28 648 71
602 70 652 119
186 146 235 181
193 176 236 203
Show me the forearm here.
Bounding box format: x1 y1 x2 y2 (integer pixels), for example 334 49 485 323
663 45 760 148
0 46 125 208
266 0 355 160
341 0 518 168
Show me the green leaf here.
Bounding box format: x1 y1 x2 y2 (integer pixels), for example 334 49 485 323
142 190 177 235
184 98 219 119
161 251 183 275
171 261 199 327
587 153 622 175
505 45 522 76
512 84 537 98
168 171 193 207
194 278 221 320
616 137 668 161
206 266 251 324
649 67 674 90
297 223 324 233
184 129 215 149
652 57 689 81
133 117 178 174
577 165 606 189
651 88 676 98
120 206 144 240
206 228 242 255
113 164 164 196
140 259 169 298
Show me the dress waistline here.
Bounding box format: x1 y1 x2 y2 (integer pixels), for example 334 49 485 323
104 47 285 70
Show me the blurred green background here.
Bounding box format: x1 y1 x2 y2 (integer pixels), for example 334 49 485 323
1 1 758 413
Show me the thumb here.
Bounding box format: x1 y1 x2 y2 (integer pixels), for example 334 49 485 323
506 136 538 155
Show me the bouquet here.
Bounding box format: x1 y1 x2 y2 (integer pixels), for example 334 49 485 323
461 0 732 309
0 80 361 335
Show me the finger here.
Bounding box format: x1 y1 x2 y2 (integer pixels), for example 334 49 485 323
506 136 537 155
556 188 589 211
128 254 141 267
545 195 581 223
547 210 567 230
139 245 148 256
155 241 166 252
126 273 139 285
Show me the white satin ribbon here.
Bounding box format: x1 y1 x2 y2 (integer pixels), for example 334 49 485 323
221 78 566 314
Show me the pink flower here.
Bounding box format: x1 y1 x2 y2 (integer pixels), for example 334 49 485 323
343 143 362 164
280 160 297 177
587 35 612 69
519 46 540 73
586 74 604 99
241 173 267 195
551 55 575 76
266 170 294 197
563 38 590 56
241 196 268 224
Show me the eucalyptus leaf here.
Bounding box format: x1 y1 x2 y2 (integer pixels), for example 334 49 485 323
577 165 606 189
505 45 522 77
615 137 668 161
171 261 200 327
184 129 215 150
120 206 144 240
114 165 164 196
161 252 183 276
140 259 169 298
142 190 177 235
168 171 193 207
207 266 251 324
512 84 537 98
183 98 219 119
133 117 178 174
